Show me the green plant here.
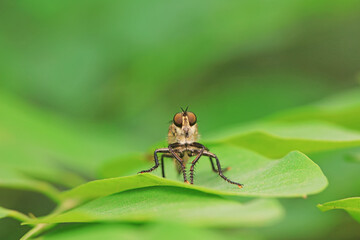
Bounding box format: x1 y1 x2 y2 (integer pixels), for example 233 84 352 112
0 87 359 239
318 197 360 223
1 1 360 239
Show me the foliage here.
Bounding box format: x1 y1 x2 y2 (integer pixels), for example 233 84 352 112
30 187 284 227
0 1 360 240
318 197 360 223
1 86 359 239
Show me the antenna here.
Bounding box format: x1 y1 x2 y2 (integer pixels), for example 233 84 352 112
181 106 189 113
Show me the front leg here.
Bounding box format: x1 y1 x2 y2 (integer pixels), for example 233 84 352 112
191 142 229 173
209 157 231 173
203 150 243 188
160 154 173 178
189 144 205 184
168 144 188 183
138 148 169 174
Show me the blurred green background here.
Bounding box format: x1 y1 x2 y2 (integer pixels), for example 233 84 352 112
0 0 360 239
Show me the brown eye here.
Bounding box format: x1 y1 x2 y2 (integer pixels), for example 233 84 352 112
187 112 197 126
173 112 183 127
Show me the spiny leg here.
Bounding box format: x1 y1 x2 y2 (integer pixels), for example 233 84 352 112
160 154 174 178
203 151 243 188
189 144 205 184
209 157 231 173
168 144 188 183
190 142 229 173
168 143 185 176
138 148 169 174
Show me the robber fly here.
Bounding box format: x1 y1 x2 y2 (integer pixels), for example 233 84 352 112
138 107 243 188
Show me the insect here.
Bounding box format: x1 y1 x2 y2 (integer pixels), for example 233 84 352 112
138 107 243 188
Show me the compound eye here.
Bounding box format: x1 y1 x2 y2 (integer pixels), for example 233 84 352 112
173 112 183 127
187 112 197 126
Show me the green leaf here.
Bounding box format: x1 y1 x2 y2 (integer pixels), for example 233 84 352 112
0 206 31 223
0 207 9 219
269 88 360 131
66 146 327 205
207 121 360 158
261 150 360 239
38 222 262 240
29 187 284 227
0 90 131 197
0 169 61 202
0 91 128 174
317 197 360 223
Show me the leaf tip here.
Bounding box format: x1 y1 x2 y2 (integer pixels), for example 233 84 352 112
316 203 326 212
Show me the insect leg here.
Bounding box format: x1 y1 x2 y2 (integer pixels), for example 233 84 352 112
189 142 229 184
190 143 229 173
209 157 231 173
138 148 169 174
160 154 174 178
168 144 188 183
189 145 205 184
203 151 243 188
209 157 217 172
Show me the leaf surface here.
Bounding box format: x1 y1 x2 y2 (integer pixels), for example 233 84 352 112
0 206 30 222
30 187 284 227
38 222 262 240
67 146 327 204
206 121 360 158
269 88 360 131
317 197 360 223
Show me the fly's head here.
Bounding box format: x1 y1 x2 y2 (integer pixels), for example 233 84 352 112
168 108 198 144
